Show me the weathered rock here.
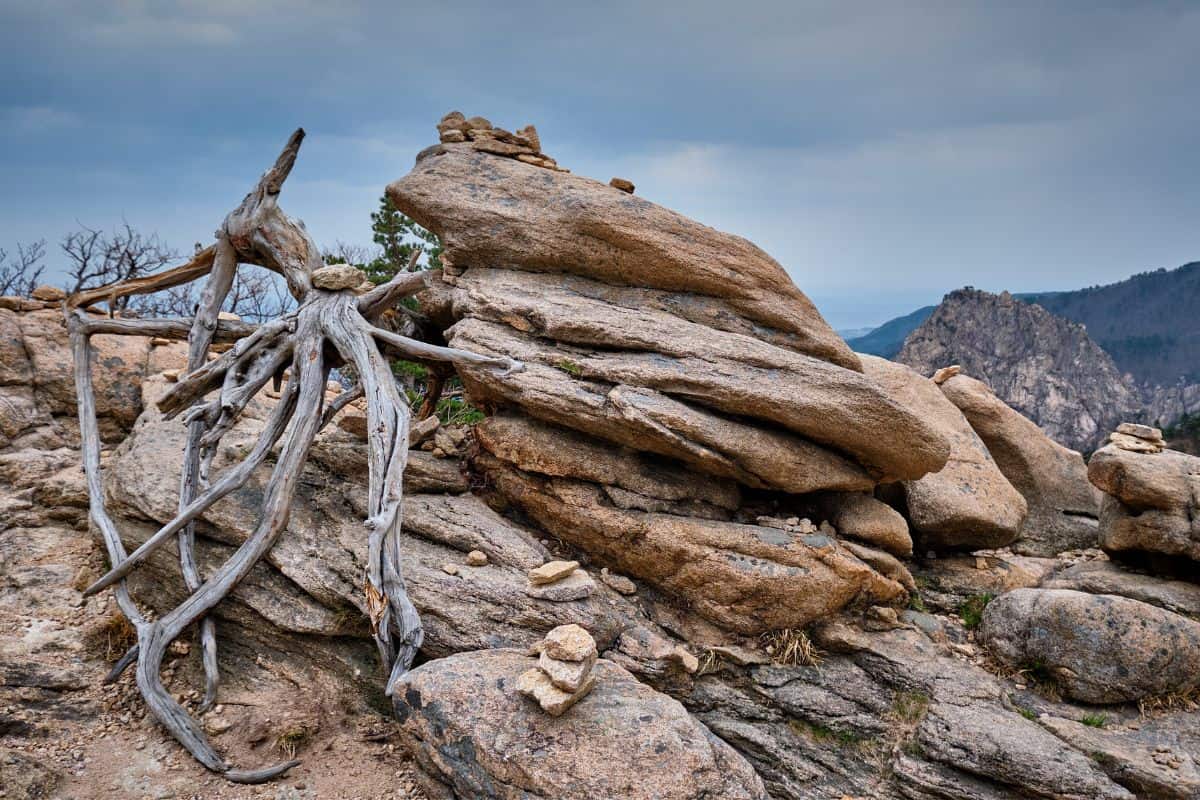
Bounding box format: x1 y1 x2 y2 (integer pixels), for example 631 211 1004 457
537 651 595 693
1117 422 1163 442
30 284 65 302
1110 431 1163 453
393 649 768 799
389 144 858 368
524 568 595 601
444 270 949 481
609 177 635 193
460 340 877 494
528 560 580 585
979 588 1200 703
1042 560 1200 617
480 453 907 633
516 667 595 715
311 263 367 290
818 491 913 557
541 624 598 662
939 373 1100 555
1088 444 1200 565
599 568 637 595
860 355 1027 550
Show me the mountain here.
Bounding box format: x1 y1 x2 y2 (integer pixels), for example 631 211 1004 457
846 305 935 357
896 288 1144 451
1022 262 1200 386
849 261 1200 386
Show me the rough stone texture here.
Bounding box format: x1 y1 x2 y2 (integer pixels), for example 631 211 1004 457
523 568 595 601
979 588 1200 703
480 451 907 633
0 308 175 450
537 651 595 692
540 624 597 662
392 649 768 800
1042 560 1200 617
818 491 913 557
527 559 580 585
860 355 1027 550
1088 444 1200 565
103 379 683 670
515 667 595 716
388 143 857 369
311 263 367 290
898 288 1144 452
939 373 1100 555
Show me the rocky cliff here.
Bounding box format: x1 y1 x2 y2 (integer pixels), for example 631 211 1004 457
897 288 1145 452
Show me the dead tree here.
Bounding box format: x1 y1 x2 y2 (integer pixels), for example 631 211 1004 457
68 129 520 783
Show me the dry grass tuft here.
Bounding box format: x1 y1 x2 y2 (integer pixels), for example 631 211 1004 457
1139 687 1200 718
85 612 137 660
759 628 822 667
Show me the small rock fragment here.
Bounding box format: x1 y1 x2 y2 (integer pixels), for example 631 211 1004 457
517 124 540 152
538 650 595 693
162 369 180 382
598 567 636 595
931 364 961 384
1116 422 1163 442
464 116 492 132
31 284 66 302
609 177 635 194
312 263 368 291
1109 431 1163 453
528 560 580 585
525 569 594 601
466 550 488 567
440 129 465 143
441 564 460 576
516 667 595 716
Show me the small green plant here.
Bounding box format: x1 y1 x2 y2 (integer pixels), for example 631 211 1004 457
890 690 930 724
436 396 486 426
554 359 583 377
1016 705 1038 721
790 720 868 747
1080 713 1108 728
958 593 993 629
908 592 928 612
760 628 822 667
392 359 428 380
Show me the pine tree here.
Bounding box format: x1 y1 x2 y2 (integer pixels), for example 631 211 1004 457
365 196 442 285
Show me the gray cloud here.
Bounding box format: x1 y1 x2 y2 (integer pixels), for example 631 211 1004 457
1 1 1197 328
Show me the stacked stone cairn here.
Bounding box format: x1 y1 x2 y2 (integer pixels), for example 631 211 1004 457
517 624 598 716
437 111 565 172
525 559 596 601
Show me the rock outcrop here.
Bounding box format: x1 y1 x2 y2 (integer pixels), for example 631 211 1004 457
938 373 1100 555
393 649 768 800
1089 442 1200 566
897 288 1144 451
979 588 1200 704
385 138 955 631
0 308 184 450
859 355 1027 551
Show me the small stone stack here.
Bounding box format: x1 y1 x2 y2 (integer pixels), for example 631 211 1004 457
1108 422 1165 453
517 624 598 716
436 111 567 172
0 284 68 311
524 559 595 601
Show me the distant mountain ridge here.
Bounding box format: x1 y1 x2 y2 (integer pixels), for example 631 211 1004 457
896 289 1144 451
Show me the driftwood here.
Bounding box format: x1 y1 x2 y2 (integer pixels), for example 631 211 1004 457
69 129 521 783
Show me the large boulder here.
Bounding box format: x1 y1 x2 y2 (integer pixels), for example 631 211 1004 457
979 588 1200 704
392 648 768 800
1088 444 1200 566
939 373 1100 555
476 415 908 633
388 143 856 369
859 355 1027 550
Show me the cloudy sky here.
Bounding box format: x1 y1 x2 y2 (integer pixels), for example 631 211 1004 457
2 1 1198 329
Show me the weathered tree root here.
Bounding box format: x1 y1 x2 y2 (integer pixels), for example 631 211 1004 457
69 129 521 783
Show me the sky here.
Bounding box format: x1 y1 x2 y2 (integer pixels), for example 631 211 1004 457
2 1 1198 330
